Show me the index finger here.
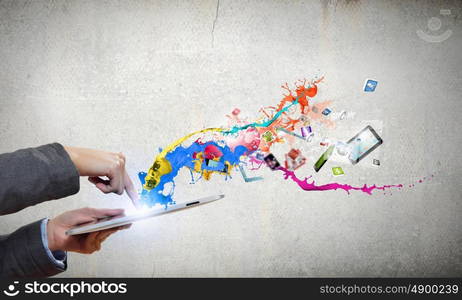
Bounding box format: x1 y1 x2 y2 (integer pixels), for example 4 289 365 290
124 171 140 208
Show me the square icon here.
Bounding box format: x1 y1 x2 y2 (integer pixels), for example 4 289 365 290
300 125 312 137
264 153 281 170
285 149 306 171
373 159 380 166
332 166 344 176
255 152 265 161
322 108 332 116
364 79 378 92
262 131 274 142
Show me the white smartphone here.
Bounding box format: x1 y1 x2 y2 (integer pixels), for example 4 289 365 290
65 194 225 235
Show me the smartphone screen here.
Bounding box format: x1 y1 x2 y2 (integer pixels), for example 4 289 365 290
314 145 335 172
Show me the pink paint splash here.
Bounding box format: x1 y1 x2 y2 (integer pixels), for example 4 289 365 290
248 155 265 170
407 174 434 188
278 167 404 195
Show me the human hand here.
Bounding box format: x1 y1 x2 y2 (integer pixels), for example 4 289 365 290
47 207 130 254
64 146 139 207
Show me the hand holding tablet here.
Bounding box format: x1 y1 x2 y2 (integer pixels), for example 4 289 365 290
66 194 225 235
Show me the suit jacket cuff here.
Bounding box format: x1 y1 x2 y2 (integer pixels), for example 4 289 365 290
4 220 67 278
43 143 80 200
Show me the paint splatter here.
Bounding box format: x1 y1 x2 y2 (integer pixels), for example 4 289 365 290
138 77 422 207
277 167 403 194
140 141 246 207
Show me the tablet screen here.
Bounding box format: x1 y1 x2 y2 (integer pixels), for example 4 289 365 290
347 126 383 164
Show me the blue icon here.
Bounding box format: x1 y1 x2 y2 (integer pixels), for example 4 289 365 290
204 159 226 172
322 108 332 116
256 153 265 161
364 79 378 92
206 159 220 168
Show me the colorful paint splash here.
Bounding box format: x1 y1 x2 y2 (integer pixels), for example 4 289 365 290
140 141 247 207
278 167 403 194
139 77 407 207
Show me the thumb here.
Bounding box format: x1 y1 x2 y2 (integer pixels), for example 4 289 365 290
87 208 125 219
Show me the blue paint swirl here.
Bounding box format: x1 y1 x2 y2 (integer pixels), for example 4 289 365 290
139 141 247 207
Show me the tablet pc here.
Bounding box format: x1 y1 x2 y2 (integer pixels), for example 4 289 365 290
65 194 224 235
347 125 383 165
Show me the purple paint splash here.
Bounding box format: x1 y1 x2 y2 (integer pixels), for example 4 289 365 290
248 155 265 170
278 167 404 195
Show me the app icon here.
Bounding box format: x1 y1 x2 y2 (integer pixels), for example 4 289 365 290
322 108 332 116
332 166 345 176
300 125 312 137
364 80 378 92
262 131 275 142
264 153 281 170
285 149 307 171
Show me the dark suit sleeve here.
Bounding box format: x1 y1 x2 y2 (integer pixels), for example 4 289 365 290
0 143 80 216
0 219 67 278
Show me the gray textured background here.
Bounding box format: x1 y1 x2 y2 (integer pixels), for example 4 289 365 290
0 0 461 277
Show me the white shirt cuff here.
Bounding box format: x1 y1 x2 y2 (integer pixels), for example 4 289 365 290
40 218 67 269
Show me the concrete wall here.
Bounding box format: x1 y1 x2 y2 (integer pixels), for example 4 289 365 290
0 0 461 277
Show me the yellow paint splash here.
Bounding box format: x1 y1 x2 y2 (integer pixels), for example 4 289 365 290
143 127 225 190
